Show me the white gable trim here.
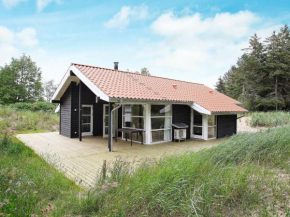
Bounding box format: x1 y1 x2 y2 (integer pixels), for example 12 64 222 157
190 102 211 115
55 104 60 113
71 65 109 101
51 65 109 102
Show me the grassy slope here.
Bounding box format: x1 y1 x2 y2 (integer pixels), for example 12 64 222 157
0 106 58 133
250 111 290 127
0 135 81 217
81 126 290 217
0 111 289 216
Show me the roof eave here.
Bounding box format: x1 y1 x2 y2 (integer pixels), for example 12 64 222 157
51 65 110 102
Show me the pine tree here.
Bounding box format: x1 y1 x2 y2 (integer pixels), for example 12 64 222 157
215 76 226 93
217 25 290 111
264 26 290 110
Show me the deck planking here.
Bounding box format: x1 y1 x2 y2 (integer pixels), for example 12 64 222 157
17 132 222 189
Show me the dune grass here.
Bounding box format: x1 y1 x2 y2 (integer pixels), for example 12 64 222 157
1 125 290 216
0 134 82 217
77 126 290 216
0 106 59 133
250 111 290 127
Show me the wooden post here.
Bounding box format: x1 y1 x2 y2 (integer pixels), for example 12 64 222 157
102 160 107 180
108 102 112 152
79 81 82 141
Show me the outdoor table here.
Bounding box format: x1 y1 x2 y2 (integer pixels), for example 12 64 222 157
115 128 143 146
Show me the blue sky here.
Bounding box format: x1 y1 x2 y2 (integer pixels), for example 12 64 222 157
0 0 289 87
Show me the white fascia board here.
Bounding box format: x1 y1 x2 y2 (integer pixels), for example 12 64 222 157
55 104 60 113
190 102 211 115
71 65 109 102
51 66 71 101
51 65 110 102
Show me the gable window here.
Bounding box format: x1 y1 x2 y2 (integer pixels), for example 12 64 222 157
151 104 172 143
208 115 217 139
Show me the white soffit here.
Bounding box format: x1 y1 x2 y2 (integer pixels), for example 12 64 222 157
190 102 211 115
51 65 110 102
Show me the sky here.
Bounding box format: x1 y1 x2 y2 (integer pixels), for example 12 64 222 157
0 0 289 88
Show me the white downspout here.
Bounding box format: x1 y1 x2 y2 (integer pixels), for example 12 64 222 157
110 99 123 152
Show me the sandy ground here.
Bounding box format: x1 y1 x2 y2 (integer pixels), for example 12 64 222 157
237 116 268 133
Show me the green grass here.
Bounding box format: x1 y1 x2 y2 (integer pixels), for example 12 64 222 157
250 111 290 127
0 135 82 217
0 105 59 133
1 124 290 216
78 126 290 216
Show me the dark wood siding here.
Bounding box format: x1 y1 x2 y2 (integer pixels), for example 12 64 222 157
217 115 237 138
172 104 191 140
94 99 106 136
60 82 107 138
70 82 79 138
60 85 72 137
118 106 123 137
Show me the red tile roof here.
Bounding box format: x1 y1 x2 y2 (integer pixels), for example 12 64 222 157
72 63 248 113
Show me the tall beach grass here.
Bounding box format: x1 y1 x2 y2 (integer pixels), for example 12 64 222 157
0 105 59 133
0 134 81 216
76 125 290 216
1 123 290 216
250 111 290 127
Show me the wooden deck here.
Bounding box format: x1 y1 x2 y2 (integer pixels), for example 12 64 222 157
16 132 222 189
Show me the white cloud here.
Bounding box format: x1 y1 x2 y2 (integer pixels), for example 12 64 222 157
0 26 15 43
0 26 38 66
151 11 260 40
105 4 149 29
36 0 61 12
17 28 38 47
2 0 28 8
137 11 281 87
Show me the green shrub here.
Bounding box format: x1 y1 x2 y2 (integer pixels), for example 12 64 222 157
13 101 56 112
250 111 290 127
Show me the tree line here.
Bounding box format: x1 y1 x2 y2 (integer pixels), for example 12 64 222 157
215 25 290 111
0 54 57 104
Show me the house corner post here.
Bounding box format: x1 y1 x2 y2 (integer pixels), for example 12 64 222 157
79 81 82 141
108 102 113 152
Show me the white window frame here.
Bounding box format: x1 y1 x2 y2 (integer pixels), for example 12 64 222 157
82 105 93 136
121 103 146 143
150 104 172 144
207 115 217 140
191 109 204 139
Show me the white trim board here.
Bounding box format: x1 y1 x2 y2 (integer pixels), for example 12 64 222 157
51 65 110 102
190 102 211 115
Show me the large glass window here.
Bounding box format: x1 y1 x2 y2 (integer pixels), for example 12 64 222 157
151 104 172 143
122 104 146 142
208 115 217 139
192 110 203 138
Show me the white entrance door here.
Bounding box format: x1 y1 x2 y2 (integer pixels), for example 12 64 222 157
103 104 117 138
82 105 93 136
192 110 203 139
